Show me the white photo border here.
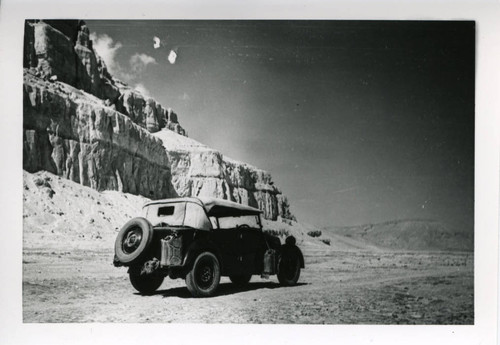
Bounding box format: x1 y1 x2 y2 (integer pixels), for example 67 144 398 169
0 1 498 344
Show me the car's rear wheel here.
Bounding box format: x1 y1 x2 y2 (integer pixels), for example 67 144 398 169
277 253 301 286
114 217 154 265
129 271 164 294
185 252 221 297
229 274 252 286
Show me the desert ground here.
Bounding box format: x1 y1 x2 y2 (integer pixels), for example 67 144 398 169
23 247 473 324
22 171 473 324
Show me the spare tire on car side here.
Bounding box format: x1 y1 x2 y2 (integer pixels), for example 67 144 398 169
114 217 154 265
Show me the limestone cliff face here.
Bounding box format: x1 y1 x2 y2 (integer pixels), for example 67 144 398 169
24 20 120 105
23 20 186 136
23 19 294 221
152 130 295 221
23 72 177 199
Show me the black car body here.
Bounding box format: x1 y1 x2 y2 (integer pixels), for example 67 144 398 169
113 197 305 297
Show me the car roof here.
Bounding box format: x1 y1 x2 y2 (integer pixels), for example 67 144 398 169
143 197 262 217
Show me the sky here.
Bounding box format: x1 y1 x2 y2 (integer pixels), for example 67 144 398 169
87 20 475 231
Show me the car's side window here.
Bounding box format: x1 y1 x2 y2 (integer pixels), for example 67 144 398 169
158 206 175 217
217 215 260 229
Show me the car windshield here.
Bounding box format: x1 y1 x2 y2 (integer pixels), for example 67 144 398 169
215 215 261 229
143 201 212 230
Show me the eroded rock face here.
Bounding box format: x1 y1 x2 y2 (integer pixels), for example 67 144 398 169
24 19 185 135
32 21 78 87
153 130 295 221
23 19 293 220
23 73 177 199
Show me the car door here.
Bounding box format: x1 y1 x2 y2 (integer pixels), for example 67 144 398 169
239 227 266 274
211 227 241 275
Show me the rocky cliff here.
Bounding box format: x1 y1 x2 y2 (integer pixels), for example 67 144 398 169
153 130 294 221
23 19 294 221
23 72 177 199
24 20 186 136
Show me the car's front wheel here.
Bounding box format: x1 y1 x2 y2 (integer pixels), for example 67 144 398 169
129 271 164 294
185 252 221 297
277 253 301 286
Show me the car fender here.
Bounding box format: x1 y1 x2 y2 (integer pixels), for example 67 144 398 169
280 242 305 269
264 233 282 251
295 246 305 268
182 238 223 272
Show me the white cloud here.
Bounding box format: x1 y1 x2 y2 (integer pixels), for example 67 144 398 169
131 53 157 67
134 83 151 97
168 50 177 64
130 53 157 75
90 32 158 83
90 33 158 99
90 33 123 75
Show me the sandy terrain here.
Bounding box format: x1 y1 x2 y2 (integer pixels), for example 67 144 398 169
22 171 473 324
23 246 473 324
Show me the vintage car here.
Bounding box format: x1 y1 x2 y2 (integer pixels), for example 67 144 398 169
113 197 304 297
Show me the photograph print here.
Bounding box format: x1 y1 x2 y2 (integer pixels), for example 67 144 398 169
22 19 474 324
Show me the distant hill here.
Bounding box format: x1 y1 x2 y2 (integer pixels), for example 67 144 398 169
324 219 473 252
